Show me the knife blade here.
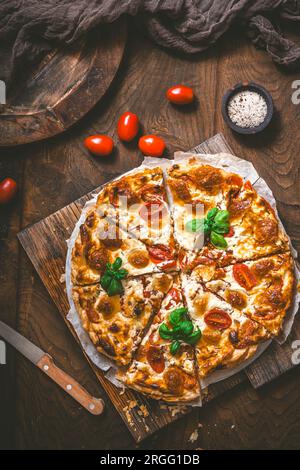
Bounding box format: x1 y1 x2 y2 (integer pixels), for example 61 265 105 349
0 320 44 364
0 320 104 415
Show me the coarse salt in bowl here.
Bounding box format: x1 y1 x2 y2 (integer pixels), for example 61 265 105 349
222 82 274 135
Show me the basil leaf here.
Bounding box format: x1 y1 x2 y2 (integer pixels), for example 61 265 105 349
169 307 188 326
185 218 205 233
203 220 211 234
207 208 218 221
115 268 128 280
178 320 194 337
172 325 184 339
159 323 174 340
214 210 229 225
185 329 202 345
112 257 122 271
100 273 112 291
170 340 181 356
107 278 124 297
210 231 228 249
212 222 230 234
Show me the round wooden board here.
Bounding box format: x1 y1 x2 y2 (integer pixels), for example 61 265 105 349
0 18 127 147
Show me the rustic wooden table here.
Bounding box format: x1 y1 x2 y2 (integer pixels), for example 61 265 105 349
1 23 300 450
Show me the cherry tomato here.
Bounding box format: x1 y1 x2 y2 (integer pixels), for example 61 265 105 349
117 112 139 142
160 259 177 271
138 135 166 157
0 178 17 205
84 135 114 156
227 174 243 189
165 287 181 310
146 346 165 373
224 226 235 237
233 264 257 290
244 180 253 191
139 201 164 224
204 308 232 330
166 85 194 105
148 244 174 264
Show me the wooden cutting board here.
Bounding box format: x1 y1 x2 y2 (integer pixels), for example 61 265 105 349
18 133 300 442
0 19 126 147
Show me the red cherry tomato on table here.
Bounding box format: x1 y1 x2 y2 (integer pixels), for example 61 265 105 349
117 112 139 142
84 135 114 156
166 85 194 105
138 135 166 157
0 178 17 205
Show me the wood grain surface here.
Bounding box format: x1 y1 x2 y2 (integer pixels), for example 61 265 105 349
1 22 300 449
0 19 127 147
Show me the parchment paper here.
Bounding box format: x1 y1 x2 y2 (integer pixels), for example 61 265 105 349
65 151 300 403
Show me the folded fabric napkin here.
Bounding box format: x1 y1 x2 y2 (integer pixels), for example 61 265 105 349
0 0 300 86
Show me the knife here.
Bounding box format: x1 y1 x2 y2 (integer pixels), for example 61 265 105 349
0 320 104 415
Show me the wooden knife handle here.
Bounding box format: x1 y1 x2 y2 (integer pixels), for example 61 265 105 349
37 354 104 415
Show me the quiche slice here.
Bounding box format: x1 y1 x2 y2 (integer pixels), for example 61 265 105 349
119 275 200 402
181 274 271 379
185 180 290 272
191 253 294 336
72 273 173 366
166 159 243 268
96 166 174 252
71 206 177 286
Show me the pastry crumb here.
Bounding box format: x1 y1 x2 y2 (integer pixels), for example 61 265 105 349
123 400 138 426
140 405 149 417
188 429 199 443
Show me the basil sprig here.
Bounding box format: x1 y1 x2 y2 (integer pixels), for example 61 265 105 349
185 208 230 249
159 307 201 355
100 257 128 297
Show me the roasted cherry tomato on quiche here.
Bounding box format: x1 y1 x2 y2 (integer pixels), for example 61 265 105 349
148 244 174 264
117 112 139 142
146 346 165 373
166 85 194 105
0 177 17 205
84 135 114 157
138 135 166 157
233 263 257 290
244 180 253 191
160 259 177 271
165 287 181 310
139 201 164 224
204 308 232 330
224 226 235 237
